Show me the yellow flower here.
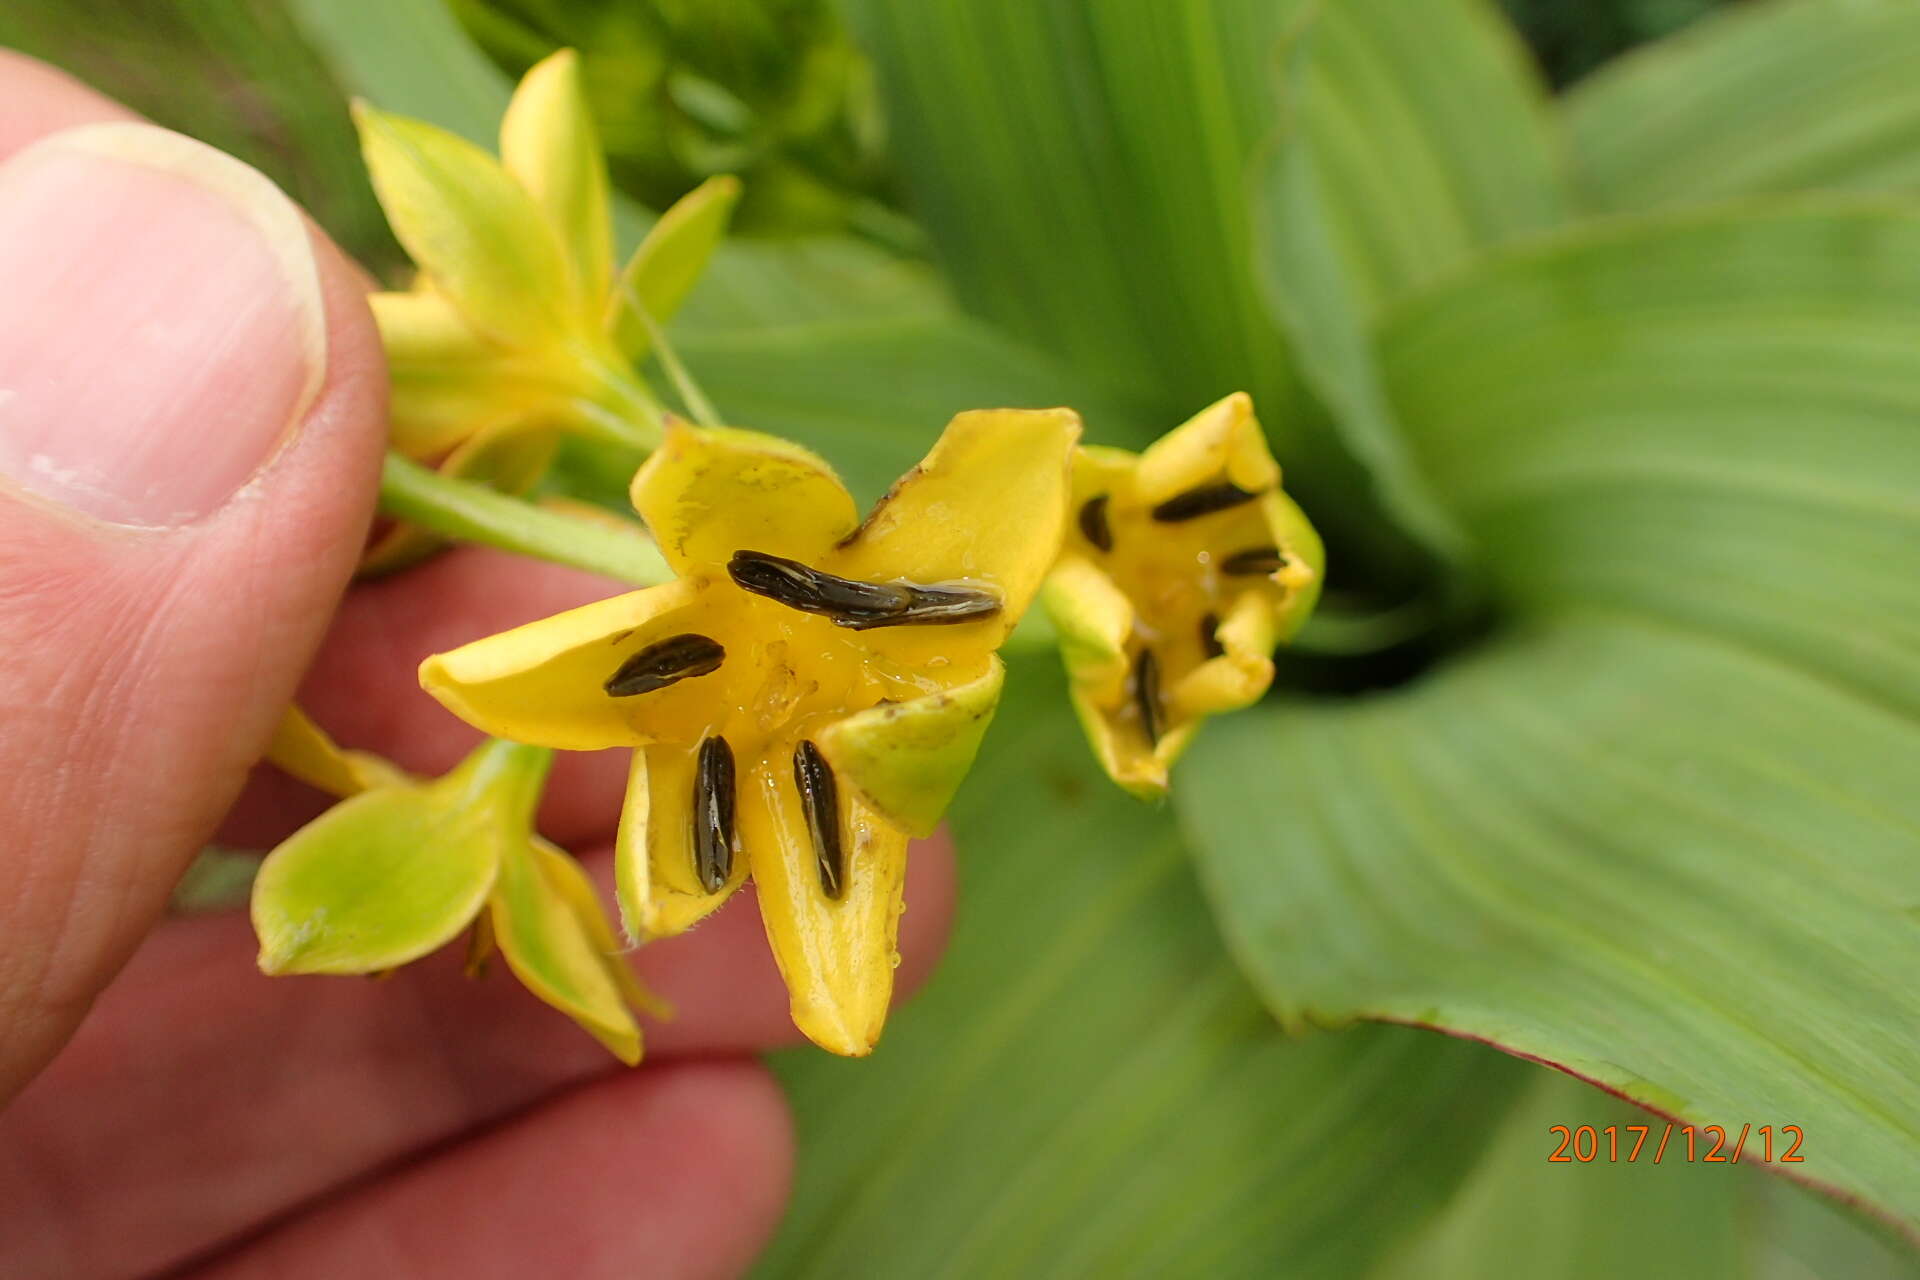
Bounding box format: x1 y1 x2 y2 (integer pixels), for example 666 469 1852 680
356 48 739 571
254 713 658 1065
419 409 1082 1054
1043 393 1323 797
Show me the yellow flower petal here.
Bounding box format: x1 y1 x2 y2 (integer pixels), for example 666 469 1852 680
610 175 741 360
1168 588 1277 718
829 408 1082 647
815 657 1003 838
419 579 710 750
742 759 905 1056
371 291 566 459
1261 487 1327 640
1046 395 1323 797
354 103 577 346
614 743 750 939
535 837 669 1018
1132 391 1279 507
489 835 642 1065
630 420 859 574
1041 553 1134 708
500 49 613 314
265 705 407 798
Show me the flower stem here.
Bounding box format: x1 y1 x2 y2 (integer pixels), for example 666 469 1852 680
378 453 671 587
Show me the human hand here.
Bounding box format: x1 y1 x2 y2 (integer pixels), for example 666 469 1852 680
0 52 954 1279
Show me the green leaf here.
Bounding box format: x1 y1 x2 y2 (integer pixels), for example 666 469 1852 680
760 658 1532 1279
1565 0 1920 213
680 314 1157 504
1372 1071 1744 1278
1252 0 1572 563
1179 205 1920 1231
289 0 510 149
842 0 1307 434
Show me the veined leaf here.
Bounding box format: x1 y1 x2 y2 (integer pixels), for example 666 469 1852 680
1565 0 1920 213
679 314 1157 504
290 0 508 147
760 659 1531 1279
1180 205 1920 1232
1254 0 1572 562
843 0 1308 435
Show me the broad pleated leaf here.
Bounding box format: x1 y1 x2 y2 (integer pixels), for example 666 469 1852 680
1565 0 1920 213
680 314 1154 504
843 0 1307 438
759 659 1532 1279
1253 0 1572 560
1180 205 1920 1231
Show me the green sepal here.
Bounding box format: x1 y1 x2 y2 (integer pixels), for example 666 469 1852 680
816 657 1004 838
489 835 642 1065
251 739 552 975
609 175 741 361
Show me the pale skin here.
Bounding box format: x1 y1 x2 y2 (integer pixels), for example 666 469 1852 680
0 52 955 1279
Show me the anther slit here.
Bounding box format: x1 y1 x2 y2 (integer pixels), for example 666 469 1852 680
691 736 736 893
1078 494 1113 552
1221 546 1287 576
605 634 725 697
793 740 845 899
1132 648 1163 746
1150 482 1260 522
1200 613 1225 659
728 550 1001 630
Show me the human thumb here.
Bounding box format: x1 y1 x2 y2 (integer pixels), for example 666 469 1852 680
0 123 387 1097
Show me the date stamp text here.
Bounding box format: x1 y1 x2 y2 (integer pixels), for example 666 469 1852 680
1548 1124 1803 1164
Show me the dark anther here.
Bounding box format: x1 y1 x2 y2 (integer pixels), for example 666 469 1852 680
1150 482 1260 522
691 736 736 893
793 740 845 899
1132 648 1163 747
728 550 1001 630
1221 546 1287 576
605 633 724 697
1200 612 1225 659
1078 494 1114 552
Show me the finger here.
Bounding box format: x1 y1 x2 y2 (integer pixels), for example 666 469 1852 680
0 834 952 1279
0 50 136 157
195 1062 792 1280
0 118 387 1099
